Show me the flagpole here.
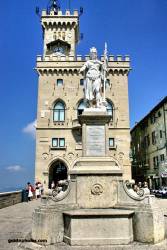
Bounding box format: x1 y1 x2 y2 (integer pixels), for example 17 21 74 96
103 42 108 102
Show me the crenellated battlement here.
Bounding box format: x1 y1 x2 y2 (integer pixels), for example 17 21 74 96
36 54 131 76
42 9 79 17
41 7 80 57
36 54 130 62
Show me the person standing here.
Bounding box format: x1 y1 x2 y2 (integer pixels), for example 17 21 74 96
51 180 55 189
143 182 150 195
35 183 40 199
27 182 33 201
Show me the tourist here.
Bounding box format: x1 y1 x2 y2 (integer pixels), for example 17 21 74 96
27 182 34 201
38 182 43 196
138 182 142 188
143 182 150 195
35 182 40 199
133 184 140 193
51 180 55 189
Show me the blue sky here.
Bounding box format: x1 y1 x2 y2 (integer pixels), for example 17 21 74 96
0 0 167 191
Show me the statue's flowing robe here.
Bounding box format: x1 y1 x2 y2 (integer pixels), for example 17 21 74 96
80 60 103 102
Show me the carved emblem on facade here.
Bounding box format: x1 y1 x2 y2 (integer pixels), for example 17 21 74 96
91 183 103 195
67 152 75 160
42 153 49 160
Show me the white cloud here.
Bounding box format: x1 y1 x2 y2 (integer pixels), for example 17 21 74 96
22 119 36 138
6 165 23 172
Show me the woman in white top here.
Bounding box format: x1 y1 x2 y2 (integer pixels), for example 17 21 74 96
28 185 33 201
35 184 40 199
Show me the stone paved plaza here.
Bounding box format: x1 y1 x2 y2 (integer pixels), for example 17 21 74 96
0 198 167 250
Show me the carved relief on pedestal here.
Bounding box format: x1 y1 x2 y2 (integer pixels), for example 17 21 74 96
123 180 145 201
51 179 70 202
91 183 103 195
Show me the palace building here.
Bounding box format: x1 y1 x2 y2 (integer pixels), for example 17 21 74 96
35 5 131 192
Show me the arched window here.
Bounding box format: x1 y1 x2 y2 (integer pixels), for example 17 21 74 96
77 100 87 116
53 101 65 121
106 100 113 118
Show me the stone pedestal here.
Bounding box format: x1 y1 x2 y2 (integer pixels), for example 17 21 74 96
133 205 165 243
63 209 134 245
32 109 165 246
79 109 111 157
32 205 64 244
71 110 122 209
32 203 78 244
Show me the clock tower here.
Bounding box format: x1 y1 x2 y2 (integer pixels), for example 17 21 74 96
41 8 79 57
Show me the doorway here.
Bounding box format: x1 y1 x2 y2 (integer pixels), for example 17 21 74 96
49 160 68 189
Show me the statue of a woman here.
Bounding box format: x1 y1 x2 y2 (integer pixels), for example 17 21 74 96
80 47 104 108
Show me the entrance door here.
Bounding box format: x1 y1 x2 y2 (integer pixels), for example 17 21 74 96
49 160 67 188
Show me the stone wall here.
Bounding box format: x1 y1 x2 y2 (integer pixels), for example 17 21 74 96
0 191 22 209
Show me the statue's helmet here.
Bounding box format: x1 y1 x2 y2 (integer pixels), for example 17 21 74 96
90 47 97 59
90 47 97 53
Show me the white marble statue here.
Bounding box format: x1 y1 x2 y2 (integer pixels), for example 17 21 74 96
80 47 106 108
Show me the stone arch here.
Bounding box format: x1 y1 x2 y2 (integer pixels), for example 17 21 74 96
58 69 63 75
48 69 53 76
53 69 58 74
68 69 73 75
74 69 78 75
39 69 43 75
43 69 48 75
124 69 129 76
67 22 71 29
119 69 124 76
72 22 76 27
48 158 68 189
108 69 113 76
58 22 61 27
113 69 119 76
52 98 66 108
64 69 68 75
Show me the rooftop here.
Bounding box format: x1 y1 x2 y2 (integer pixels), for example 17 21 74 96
131 96 167 133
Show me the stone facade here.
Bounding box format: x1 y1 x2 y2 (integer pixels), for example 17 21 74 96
131 96 167 189
35 9 132 192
